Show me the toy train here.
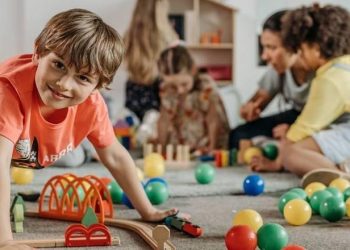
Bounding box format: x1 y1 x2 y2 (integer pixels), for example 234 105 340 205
164 216 203 237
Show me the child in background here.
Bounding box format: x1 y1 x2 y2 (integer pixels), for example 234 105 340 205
253 5 350 180
229 10 313 151
156 46 229 153
0 9 177 247
124 0 178 121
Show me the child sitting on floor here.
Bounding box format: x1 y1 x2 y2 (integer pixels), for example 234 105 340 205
156 46 229 153
229 10 313 150
0 9 177 247
251 4 350 180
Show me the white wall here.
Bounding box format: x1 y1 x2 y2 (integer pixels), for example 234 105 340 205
2 0 350 116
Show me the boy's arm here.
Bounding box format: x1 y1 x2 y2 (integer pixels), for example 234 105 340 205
95 139 177 221
0 135 15 246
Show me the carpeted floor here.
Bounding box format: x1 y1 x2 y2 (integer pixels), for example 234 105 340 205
11 162 350 249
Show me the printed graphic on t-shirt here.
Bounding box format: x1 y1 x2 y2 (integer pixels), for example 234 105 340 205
12 137 44 169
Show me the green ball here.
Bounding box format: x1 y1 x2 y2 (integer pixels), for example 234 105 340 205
325 187 344 201
289 188 308 200
320 196 346 222
343 187 350 202
145 182 169 205
278 192 300 214
257 223 288 250
262 144 278 160
195 163 215 184
309 190 333 214
108 180 124 204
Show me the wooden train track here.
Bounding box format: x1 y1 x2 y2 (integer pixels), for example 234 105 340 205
16 210 176 250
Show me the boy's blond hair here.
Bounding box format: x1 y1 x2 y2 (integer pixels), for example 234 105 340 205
124 0 178 84
35 8 124 88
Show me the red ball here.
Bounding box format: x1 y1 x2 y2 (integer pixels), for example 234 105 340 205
225 225 257 250
283 245 306 250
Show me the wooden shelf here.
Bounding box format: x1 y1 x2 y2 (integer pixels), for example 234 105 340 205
187 43 233 49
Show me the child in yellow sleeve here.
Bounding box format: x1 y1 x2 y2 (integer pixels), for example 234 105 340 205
251 5 350 182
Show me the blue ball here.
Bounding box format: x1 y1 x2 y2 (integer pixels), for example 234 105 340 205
243 175 265 196
144 177 168 188
122 193 134 209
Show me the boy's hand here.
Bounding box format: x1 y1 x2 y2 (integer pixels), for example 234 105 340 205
272 124 289 139
141 208 179 222
240 102 261 122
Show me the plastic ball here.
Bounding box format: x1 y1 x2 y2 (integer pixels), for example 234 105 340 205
225 225 257 250
243 147 263 164
283 245 306 250
284 199 312 226
320 196 346 222
304 182 326 198
232 209 263 233
343 187 350 202
309 190 333 214
325 187 344 201
329 178 350 192
145 182 169 205
257 223 288 250
107 180 124 204
144 153 165 178
262 143 279 160
243 175 264 196
121 193 134 209
145 177 168 187
345 197 350 217
195 163 215 184
11 167 34 185
136 167 144 181
288 188 308 200
278 192 300 215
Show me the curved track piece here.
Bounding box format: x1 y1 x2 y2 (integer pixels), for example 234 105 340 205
105 218 176 250
22 210 175 249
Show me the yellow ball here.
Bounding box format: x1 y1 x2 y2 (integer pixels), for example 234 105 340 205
243 147 263 164
329 178 350 192
346 198 350 217
305 182 326 198
11 167 34 185
136 167 144 181
232 209 263 232
144 153 165 178
284 199 312 226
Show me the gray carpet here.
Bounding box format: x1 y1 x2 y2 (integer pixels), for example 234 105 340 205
11 162 300 197
10 162 350 249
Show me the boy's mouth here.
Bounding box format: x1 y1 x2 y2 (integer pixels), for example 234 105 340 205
48 85 71 99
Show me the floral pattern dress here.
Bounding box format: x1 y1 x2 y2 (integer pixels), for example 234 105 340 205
159 73 229 151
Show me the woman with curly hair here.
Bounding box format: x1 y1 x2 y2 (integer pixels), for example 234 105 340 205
264 4 350 185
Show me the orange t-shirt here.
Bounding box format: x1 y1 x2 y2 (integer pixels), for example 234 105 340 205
0 54 115 168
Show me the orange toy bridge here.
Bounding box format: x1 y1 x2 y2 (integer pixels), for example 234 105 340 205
39 174 113 223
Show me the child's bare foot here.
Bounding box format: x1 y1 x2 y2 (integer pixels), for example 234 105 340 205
250 155 282 172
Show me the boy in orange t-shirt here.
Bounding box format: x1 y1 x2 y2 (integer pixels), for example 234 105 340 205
0 9 177 247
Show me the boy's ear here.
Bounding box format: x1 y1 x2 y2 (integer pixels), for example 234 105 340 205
32 53 39 65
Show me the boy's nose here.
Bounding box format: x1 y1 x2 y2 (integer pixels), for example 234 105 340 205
56 76 73 91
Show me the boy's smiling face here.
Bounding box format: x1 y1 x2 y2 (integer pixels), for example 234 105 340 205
33 52 100 110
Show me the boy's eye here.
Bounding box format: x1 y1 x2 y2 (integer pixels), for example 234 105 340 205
78 75 90 82
53 61 65 70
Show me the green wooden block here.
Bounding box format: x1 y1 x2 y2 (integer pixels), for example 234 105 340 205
13 204 24 222
14 222 23 233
